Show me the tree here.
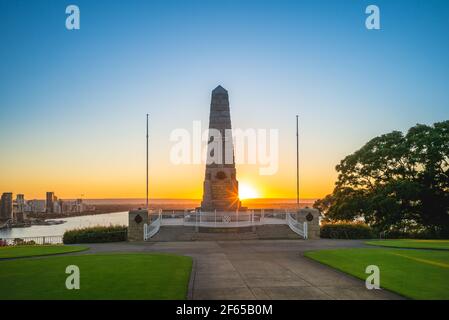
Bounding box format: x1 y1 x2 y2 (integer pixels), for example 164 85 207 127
315 121 449 237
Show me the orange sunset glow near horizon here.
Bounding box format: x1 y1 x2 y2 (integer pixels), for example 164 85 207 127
0 153 336 200
0 108 341 201
2 2 447 202
0 126 337 201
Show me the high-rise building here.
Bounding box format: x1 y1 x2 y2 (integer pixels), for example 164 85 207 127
28 199 46 213
46 192 56 213
53 199 62 214
1 192 14 220
16 194 25 213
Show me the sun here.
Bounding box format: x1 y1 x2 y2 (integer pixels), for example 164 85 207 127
239 183 260 200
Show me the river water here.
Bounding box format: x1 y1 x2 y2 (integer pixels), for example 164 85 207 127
0 212 128 239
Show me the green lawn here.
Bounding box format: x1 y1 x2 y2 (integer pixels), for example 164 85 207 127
305 248 449 300
366 239 449 250
0 245 88 259
0 253 192 299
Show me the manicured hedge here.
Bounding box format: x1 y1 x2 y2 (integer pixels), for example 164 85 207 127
320 222 374 239
63 226 127 244
380 229 448 240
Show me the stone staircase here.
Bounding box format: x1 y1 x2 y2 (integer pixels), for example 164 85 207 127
149 224 302 241
255 224 302 240
149 226 197 241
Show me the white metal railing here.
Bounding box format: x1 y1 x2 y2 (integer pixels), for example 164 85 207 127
0 235 63 246
286 213 308 239
143 212 162 240
184 211 258 228
143 210 308 239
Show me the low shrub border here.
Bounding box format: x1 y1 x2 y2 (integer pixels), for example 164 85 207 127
320 222 374 239
63 225 127 244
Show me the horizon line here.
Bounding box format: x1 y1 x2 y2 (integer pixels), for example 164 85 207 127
12 197 318 201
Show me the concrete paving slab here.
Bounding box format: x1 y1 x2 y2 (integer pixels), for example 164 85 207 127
195 274 248 289
318 286 404 300
258 286 332 300
242 274 310 288
193 287 256 300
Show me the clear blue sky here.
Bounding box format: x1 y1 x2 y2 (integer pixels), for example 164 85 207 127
0 0 448 199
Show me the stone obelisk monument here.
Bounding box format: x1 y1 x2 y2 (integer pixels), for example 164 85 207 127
201 86 241 211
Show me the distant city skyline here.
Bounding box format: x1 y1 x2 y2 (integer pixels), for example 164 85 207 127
1 0 449 199
0 191 93 219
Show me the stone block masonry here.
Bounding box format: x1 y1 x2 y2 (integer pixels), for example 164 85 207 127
201 85 242 211
128 209 148 241
296 208 321 239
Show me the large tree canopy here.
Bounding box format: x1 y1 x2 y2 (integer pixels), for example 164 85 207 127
315 121 449 236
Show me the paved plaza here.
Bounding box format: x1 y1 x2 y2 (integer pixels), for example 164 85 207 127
84 239 403 300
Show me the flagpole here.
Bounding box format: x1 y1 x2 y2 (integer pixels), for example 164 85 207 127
146 114 149 210
296 115 299 209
